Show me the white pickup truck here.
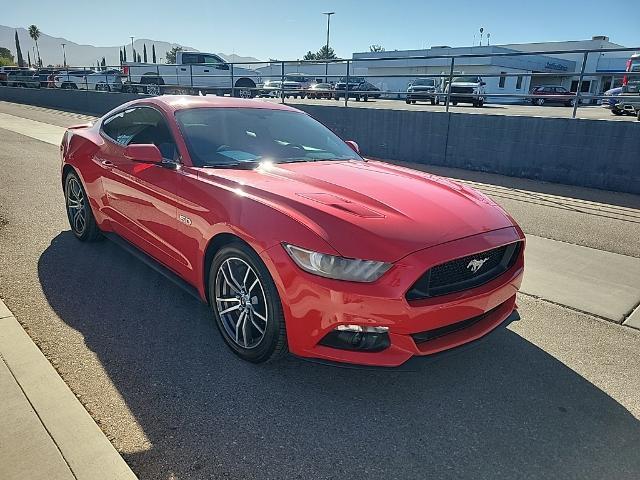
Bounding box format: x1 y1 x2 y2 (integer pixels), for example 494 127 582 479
122 51 261 97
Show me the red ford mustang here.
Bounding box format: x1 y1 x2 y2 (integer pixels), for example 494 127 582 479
60 96 525 367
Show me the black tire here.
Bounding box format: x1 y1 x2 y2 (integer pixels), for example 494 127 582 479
430 98 436 105
637 110 640 121
64 171 101 242
209 243 288 363
405 98 411 104
611 108 623 116
363 94 368 102
233 79 256 99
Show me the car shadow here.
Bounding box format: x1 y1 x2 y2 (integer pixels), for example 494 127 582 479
38 232 640 480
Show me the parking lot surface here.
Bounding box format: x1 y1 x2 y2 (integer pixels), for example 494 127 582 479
266 96 639 122
0 102 639 480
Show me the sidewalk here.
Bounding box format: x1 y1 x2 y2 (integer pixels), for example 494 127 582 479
0 300 137 480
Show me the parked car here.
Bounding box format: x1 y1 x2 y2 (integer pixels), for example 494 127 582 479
52 69 98 89
260 73 315 98
445 76 486 107
306 82 334 99
334 77 381 101
123 51 261 97
601 87 629 115
406 78 440 105
85 69 125 92
0 66 20 86
529 85 576 106
6 68 40 88
60 95 525 366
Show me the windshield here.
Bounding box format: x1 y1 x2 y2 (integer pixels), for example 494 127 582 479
339 77 364 83
453 76 479 83
175 108 362 167
412 79 435 86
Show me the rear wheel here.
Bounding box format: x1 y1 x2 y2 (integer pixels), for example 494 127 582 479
430 98 436 105
209 243 287 363
64 172 101 241
233 79 256 99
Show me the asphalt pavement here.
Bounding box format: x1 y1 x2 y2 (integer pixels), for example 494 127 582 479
0 102 639 480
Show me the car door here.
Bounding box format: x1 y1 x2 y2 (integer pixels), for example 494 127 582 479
98 106 187 272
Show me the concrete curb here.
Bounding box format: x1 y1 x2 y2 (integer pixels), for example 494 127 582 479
0 299 138 480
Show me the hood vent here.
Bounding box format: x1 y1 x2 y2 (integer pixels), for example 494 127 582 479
297 193 385 218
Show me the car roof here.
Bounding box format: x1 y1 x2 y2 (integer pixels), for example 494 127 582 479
140 95 304 113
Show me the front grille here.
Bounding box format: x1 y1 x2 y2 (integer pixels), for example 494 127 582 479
451 86 474 94
406 242 521 300
411 302 504 344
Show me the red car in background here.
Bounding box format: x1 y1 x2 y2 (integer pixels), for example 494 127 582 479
60 96 525 367
529 85 577 106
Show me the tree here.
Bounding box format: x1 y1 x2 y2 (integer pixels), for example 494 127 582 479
303 45 337 61
15 31 25 67
28 25 42 66
119 49 123 64
152 44 156 63
0 47 15 66
27 51 32 67
101 57 106 70
123 45 127 62
143 44 147 63
303 51 317 60
137 53 141 63
369 44 385 52
166 46 183 64
133 49 137 62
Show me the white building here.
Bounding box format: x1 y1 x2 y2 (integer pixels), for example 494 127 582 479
351 36 635 102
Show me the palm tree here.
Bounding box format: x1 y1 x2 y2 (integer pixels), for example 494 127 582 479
28 25 41 67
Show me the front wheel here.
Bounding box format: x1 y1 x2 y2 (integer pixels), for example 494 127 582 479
209 243 288 363
64 172 101 241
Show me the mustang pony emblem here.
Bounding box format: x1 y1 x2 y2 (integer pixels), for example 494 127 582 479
467 258 489 273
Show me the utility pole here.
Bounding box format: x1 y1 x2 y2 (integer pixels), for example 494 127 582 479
322 12 335 83
61 43 67 68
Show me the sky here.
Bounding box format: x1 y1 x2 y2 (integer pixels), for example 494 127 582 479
4 0 640 59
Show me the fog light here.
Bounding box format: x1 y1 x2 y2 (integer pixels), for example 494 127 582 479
319 325 390 352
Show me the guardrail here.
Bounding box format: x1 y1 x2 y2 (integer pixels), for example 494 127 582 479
1 45 639 119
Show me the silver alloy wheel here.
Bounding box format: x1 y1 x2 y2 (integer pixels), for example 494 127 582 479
65 176 87 235
238 87 252 99
214 257 268 349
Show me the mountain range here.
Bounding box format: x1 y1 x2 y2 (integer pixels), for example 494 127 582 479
0 25 261 68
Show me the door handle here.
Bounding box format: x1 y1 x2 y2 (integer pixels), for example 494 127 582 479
180 68 187 71
204 69 210 73
101 160 114 167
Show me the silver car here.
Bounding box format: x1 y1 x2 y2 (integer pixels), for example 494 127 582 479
54 69 124 92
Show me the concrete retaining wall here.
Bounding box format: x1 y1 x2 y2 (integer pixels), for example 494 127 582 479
2 86 639 194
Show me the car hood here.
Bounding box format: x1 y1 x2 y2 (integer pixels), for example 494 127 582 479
197 160 514 262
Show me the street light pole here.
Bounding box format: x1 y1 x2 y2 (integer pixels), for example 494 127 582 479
61 43 67 68
322 12 334 82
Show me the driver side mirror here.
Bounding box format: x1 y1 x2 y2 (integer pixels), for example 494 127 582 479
124 144 163 164
345 140 360 154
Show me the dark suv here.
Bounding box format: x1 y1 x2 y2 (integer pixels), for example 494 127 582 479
334 77 381 101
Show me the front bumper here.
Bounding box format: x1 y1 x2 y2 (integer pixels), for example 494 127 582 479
260 227 525 367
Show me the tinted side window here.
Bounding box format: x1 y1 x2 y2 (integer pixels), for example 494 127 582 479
102 107 177 159
182 53 198 64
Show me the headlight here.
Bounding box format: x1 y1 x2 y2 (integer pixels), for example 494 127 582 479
284 244 392 282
